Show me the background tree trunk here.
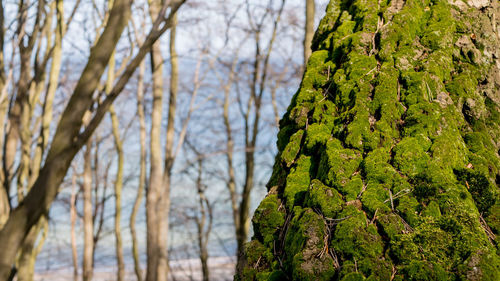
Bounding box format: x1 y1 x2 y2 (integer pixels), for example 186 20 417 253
82 141 94 281
130 60 146 281
0 0 183 277
145 1 165 280
239 0 500 280
304 0 315 65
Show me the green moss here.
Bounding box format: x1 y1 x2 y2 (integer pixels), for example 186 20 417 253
252 194 285 246
267 155 287 189
401 260 450 281
311 99 337 129
305 123 331 151
377 212 405 240
332 207 392 279
421 200 441 218
455 169 496 215
284 156 312 209
276 125 296 151
360 182 391 214
282 130 304 167
420 1 455 51
486 202 500 234
392 137 431 177
305 179 344 218
457 250 500 281
343 175 364 201
437 217 462 235
318 139 362 189
403 102 443 138
396 196 420 227
241 0 500 280
241 240 274 280
429 132 468 170
341 272 365 281
362 147 398 184
284 208 336 280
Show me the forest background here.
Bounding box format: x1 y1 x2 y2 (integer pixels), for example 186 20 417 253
0 0 327 280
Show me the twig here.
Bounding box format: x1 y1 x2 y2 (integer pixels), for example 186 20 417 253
391 265 397 281
324 215 353 223
384 188 410 203
396 213 414 233
357 183 368 200
253 256 262 269
389 189 394 211
479 215 496 245
370 209 378 224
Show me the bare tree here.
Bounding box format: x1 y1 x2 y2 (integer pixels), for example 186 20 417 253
0 0 186 277
130 60 147 281
146 1 182 280
146 0 169 279
229 0 286 272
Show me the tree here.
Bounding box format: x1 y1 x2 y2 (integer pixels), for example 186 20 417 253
146 1 179 280
217 0 287 273
0 0 185 277
304 0 315 64
238 0 500 280
130 59 147 281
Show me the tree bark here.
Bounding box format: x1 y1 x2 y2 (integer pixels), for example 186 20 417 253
82 140 94 281
110 105 125 281
130 60 146 281
194 158 211 281
304 0 315 65
0 0 10 231
146 2 179 280
145 1 165 280
70 168 79 281
239 0 500 280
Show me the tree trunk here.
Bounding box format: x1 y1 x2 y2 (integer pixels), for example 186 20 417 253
161 12 178 281
70 169 79 281
130 60 146 281
16 217 47 281
146 1 165 280
194 158 211 281
304 0 315 64
0 0 8 231
82 141 94 281
239 0 500 280
110 105 125 281
146 1 178 278
107 34 125 280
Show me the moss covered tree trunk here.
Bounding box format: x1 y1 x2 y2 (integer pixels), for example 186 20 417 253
239 0 500 280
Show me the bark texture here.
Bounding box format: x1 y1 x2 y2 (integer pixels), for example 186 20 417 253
304 0 315 64
239 0 500 280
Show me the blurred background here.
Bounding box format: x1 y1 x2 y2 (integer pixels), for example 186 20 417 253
0 0 326 280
